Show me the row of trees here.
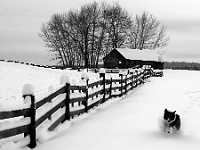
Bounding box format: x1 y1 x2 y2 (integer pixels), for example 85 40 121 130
40 2 169 68
164 62 200 70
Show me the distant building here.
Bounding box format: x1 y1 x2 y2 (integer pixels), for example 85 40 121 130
103 48 164 69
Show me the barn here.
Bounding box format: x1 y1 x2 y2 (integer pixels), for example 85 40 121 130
103 48 163 69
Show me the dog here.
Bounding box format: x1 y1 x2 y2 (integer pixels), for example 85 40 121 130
163 108 181 134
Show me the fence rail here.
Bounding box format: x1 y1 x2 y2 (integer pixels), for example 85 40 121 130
36 99 66 127
35 86 65 109
0 67 162 149
0 108 30 120
0 125 29 139
88 80 102 88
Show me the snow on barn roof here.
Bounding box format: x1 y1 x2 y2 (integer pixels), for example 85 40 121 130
116 48 161 62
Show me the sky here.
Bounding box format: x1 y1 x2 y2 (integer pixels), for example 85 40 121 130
0 0 200 65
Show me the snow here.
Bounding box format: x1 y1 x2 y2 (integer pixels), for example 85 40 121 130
60 74 70 85
99 68 105 74
0 141 25 150
116 48 160 61
0 61 98 109
22 84 35 96
34 69 200 150
81 71 89 81
2 61 200 150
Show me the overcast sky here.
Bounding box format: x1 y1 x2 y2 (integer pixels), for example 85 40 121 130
1 0 200 64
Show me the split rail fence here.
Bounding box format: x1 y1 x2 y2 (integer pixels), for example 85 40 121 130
0 67 155 148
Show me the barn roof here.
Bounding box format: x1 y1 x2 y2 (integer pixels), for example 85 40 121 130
115 48 161 62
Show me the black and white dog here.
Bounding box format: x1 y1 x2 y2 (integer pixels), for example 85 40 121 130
162 108 181 134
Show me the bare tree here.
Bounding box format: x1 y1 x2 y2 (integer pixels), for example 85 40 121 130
66 2 104 68
126 12 169 50
40 14 67 67
40 4 169 68
103 3 132 51
40 2 108 68
63 2 108 68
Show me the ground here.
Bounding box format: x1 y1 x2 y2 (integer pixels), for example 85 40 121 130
1 62 200 150
35 70 200 150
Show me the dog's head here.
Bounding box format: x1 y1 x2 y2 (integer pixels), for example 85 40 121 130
164 108 176 122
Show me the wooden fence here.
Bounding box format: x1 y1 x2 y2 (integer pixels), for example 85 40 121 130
0 67 156 149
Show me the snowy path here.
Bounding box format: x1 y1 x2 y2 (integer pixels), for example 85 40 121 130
35 70 200 150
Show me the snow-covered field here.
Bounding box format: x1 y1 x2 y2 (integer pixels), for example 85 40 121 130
1 62 200 150
0 61 100 110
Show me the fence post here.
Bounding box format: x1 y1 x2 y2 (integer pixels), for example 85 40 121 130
144 69 146 77
23 94 36 149
142 70 145 83
140 70 144 84
99 71 106 103
109 78 112 98
125 75 127 94
150 68 153 77
119 74 123 96
135 71 138 87
84 79 89 113
130 73 134 89
64 83 70 121
138 71 141 85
